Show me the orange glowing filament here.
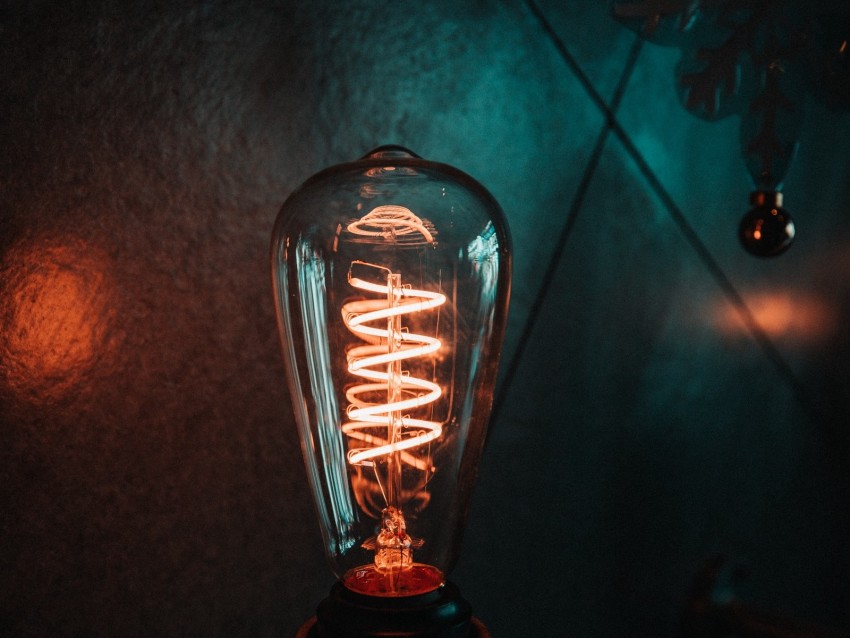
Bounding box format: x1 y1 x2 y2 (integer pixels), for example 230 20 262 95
340 206 446 578
341 262 446 471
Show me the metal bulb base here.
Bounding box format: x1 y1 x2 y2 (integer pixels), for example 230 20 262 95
296 581 489 638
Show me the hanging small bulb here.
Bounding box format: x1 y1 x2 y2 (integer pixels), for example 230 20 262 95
739 190 795 257
739 48 802 257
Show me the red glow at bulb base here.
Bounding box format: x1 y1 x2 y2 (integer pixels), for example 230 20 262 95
343 563 445 597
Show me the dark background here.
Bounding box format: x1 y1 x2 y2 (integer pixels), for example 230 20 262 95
1 2 849 636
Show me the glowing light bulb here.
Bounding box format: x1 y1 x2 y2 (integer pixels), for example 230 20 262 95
739 190 795 257
272 147 510 637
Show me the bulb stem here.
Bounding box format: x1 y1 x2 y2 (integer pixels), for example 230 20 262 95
386 272 404 509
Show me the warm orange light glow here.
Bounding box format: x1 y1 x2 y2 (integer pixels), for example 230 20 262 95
1 237 115 399
341 261 446 470
347 205 435 244
339 205 448 581
715 290 835 342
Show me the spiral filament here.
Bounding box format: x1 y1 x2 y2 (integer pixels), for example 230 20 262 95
340 261 446 473
346 204 436 245
340 205 447 580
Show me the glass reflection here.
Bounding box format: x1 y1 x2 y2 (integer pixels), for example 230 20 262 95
295 237 357 556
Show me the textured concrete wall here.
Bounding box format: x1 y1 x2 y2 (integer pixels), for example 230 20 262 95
2 2 849 636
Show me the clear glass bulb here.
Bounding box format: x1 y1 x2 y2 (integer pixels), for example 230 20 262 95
271 147 511 598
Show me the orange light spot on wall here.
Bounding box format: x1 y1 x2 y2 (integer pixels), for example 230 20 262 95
715 290 835 343
1 237 116 401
